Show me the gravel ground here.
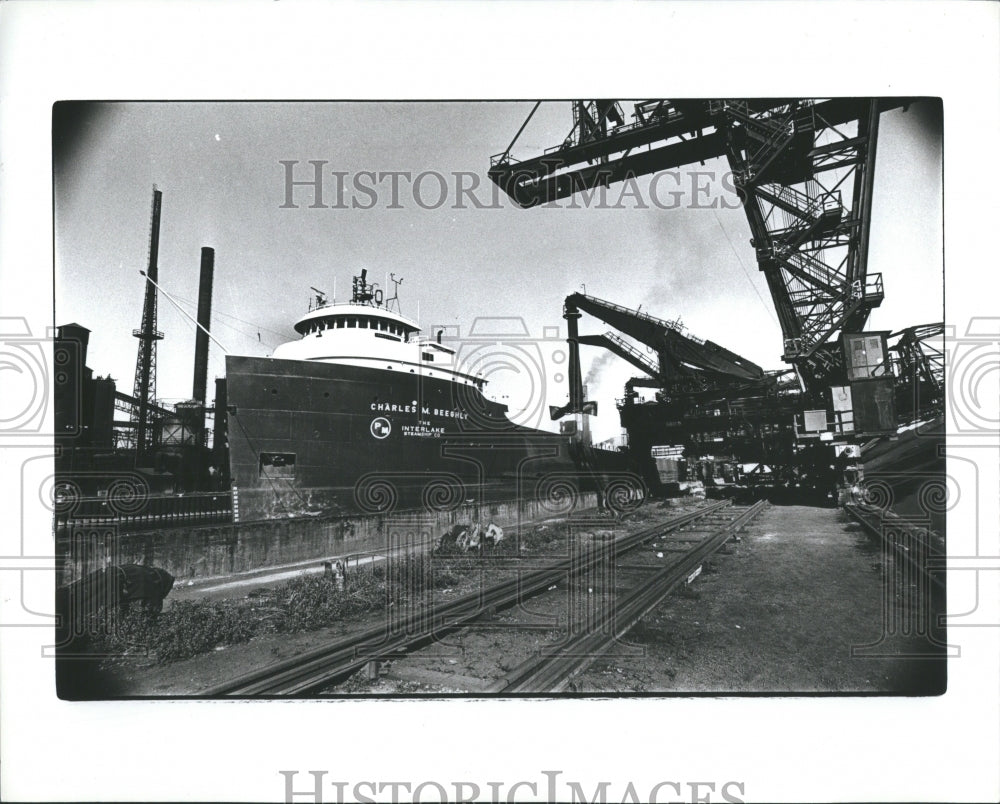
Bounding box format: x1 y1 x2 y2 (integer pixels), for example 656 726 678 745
575 504 946 694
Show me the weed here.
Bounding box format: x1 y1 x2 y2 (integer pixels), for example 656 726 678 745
86 553 489 666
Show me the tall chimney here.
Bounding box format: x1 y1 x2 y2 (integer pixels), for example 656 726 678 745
192 246 214 403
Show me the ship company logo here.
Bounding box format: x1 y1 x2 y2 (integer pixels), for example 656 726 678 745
370 417 391 439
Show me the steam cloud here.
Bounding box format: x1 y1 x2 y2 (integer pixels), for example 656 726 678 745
584 351 616 386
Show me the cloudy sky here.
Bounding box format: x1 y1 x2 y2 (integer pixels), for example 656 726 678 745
54 100 942 442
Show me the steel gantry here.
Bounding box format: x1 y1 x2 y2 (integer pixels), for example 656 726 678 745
715 99 885 389
889 322 945 422
488 99 910 393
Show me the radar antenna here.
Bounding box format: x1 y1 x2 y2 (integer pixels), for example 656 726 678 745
309 286 328 311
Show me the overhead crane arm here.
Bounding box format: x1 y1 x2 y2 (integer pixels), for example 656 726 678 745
567 293 765 380
553 291 768 420
566 292 681 352
490 98 913 392
489 99 908 209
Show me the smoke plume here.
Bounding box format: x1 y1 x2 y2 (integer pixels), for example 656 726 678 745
584 351 616 386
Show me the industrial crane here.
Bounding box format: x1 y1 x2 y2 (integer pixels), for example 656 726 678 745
489 99 944 496
126 186 165 462
550 291 771 420
490 99 902 390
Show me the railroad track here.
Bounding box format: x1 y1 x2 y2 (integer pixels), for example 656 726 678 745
844 502 945 593
488 499 769 693
203 499 742 696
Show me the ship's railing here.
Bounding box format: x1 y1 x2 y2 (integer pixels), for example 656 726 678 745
54 490 234 535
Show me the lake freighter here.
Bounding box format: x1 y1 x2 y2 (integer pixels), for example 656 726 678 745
224 271 630 520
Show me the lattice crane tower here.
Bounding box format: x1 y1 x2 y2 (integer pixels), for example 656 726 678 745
128 186 165 461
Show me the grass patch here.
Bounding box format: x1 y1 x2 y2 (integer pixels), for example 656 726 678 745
87 552 487 665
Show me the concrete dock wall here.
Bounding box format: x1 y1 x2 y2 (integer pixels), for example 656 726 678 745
57 492 599 584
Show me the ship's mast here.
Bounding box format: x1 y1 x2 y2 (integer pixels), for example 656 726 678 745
351 269 383 307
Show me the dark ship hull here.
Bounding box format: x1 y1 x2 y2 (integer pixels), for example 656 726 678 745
225 355 632 521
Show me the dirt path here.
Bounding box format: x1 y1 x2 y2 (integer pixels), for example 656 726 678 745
575 504 946 694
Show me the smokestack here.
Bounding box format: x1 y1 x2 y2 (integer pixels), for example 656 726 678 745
192 247 214 403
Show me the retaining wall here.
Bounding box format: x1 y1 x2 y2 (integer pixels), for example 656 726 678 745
57 492 599 584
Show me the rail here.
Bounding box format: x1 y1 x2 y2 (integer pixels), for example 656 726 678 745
489 500 769 693
574 294 704 344
844 503 944 594
759 183 842 222
600 331 661 377
778 249 845 295
203 500 735 696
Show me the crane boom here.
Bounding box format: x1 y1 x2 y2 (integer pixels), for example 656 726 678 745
490 98 908 389
554 292 771 420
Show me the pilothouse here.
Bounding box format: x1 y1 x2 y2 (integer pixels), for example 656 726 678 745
271 270 485 389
